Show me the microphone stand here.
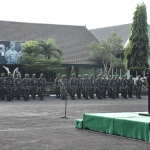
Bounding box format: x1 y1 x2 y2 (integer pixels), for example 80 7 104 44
60 80 69 119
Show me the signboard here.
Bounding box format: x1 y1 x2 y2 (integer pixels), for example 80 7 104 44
0 41 23 64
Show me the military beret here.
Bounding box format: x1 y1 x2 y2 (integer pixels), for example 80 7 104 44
40 73 44 76
78 75 81 77
32 74 36 76
90 74 93 76
8 72 11 75
25 74 28 77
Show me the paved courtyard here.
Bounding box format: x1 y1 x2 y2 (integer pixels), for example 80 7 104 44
0 95 149 150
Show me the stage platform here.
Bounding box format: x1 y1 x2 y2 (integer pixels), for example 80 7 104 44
75 112 150 142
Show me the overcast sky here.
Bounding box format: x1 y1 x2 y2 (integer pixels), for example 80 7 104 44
0 0 150 29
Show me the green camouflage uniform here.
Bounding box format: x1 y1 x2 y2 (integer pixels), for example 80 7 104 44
69 74 77 100
14 74 22 100
120 75 125 98
135 75 142 99
30 74 38 100
89 74 95 99
128 75 134 98
107 75 112 97
96 74 103 99
102 75 108 98
5 72 14 101
60 75 68 100
0 73 6 100
109 75 117 99
37 74 46 100
76 75 82 99
122 75 128 99
115 75 120 98
22 74 31 101
82 74 90 99
54 74 61 98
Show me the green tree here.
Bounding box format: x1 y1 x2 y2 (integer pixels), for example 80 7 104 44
89 32 125 76
20 39 63 73
124 2 149 72
70 65 76 77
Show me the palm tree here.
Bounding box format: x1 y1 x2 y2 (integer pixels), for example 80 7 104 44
36 39 63 59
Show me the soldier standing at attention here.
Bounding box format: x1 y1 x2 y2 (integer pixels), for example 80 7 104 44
102 74 108 98
0 73 6 100
109 75 116 99
128 75 134 98
89 74 95 99
60 75 68 100
96 74 103 99
14 74 22 100
76 75 82 99
82 74 90 99
30 74 38 100
120 75 125 98
22 74 31 101
38 73 46 100
115 75 120 98
135 75 142 99
122 75 128 99
107 75 112 97
82 74 86 99
5 72 14 101
69 73 77 100
54 74 61 98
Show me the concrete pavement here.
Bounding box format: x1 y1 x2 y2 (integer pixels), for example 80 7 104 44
0 95 149 150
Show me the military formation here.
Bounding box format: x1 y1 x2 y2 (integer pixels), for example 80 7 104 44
0 72 46 101
54 73 145 100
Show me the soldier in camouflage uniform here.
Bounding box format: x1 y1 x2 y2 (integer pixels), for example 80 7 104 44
135 75 142 99
54 74 61 98
102 74 108 98
37 73 46 100
11 73 15 100
89 74 95 99
0 73 6 100
76 75 82 99
109 75 117 99
82 74 86 98
69 73 77 100
128 75 134 98
22 74 31 101
122 75 128 99
107 75 112 97
115 75 120 98
60 75 68 100
5 72 14 101
82 74 90 99
30 74 38 100
96 74 103 99
14 74 22 100
120 75 125 98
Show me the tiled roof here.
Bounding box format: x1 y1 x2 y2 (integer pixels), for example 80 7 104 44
0 21 99 65
90 23 150 47
90 24 132 47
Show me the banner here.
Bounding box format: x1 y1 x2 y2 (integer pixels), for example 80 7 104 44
0 41 23 64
